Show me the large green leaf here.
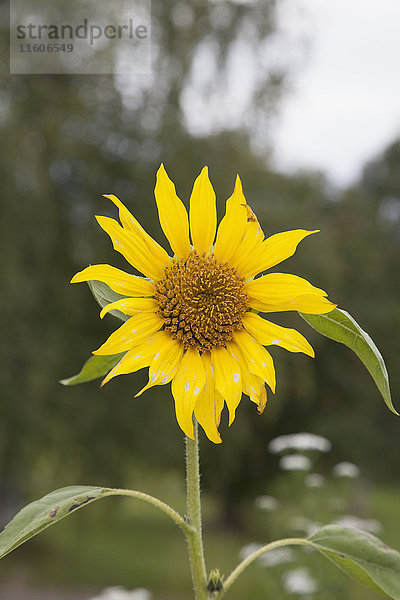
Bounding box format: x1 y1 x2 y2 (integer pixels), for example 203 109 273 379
0 486 189 560
0 487 110 559
88 280 129 321
300 308 396 414
60 352 125 386
308 525 400 598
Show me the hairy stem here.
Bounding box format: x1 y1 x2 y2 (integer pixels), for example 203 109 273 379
185 421 209 600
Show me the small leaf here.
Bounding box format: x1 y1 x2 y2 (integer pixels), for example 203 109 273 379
88 280 129 321
308 525 400 599
60 352 125 386
0 486 111 559
60 280 129 385
300 308 396 415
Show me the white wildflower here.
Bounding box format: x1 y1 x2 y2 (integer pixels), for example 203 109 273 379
332 461 361 478
280 454 312 471
283 567 318 594
260 547 295 567
88 587 152 600
255 495 279 511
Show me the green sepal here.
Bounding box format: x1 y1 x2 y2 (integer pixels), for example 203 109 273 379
88 280 130 321
208 568 225 593
308 524 400 598
300 308 396 415
60 352 125 386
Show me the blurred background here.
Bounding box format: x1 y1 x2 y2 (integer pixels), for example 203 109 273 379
1 0 400 598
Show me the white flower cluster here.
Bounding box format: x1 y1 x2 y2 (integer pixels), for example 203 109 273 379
279 454 312 471
283 567 319 595
269 433 331 454
260 547 295 568
254 495 279 511
238 542 264 561
87 587 152 600
332 461 361 478
238 544 295 567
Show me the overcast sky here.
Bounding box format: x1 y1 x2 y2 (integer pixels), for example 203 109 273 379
271 0 400 186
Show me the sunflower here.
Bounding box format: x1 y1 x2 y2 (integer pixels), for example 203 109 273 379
71 165 335 443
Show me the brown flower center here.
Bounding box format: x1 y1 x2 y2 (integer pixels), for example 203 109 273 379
155 250 248 352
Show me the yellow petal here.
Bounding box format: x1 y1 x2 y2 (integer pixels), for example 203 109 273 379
255 385 268 414
154 164 191 259
213 175 248 263
230 225 263 277
96 216 169 281
93 311 164 355
245 218 265 252
70 264 155 297
232 329 276 393
210 346 242 426
103 195 171 272
235 229 319 279
103 194 141 230
226 341 266 404
245 273 328 305
242 312 315 357
135 333 184 396
104 194 169 272
171 347 206 439
242 371 264 403
249 294 337 314
229 203 264 270
101 331 165 386
189 167 217 255
194 353 224 444
100 298 158 319
236 218 264 256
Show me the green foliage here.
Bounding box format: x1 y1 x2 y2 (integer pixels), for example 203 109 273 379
60 279 152 385
308 524 400 598
4 482 400 599
0 487 107 559
88 280 129 321
300 308 396 415
60 353 126 385
0 484 189 562
216 524 400 600
3 482 400 599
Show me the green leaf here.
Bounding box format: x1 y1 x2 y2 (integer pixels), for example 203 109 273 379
0 486 111 559
308 524 400 598
60 280 130 385
0 486 190 560
88 280 129 321
60 352 125 386
300 308 396 415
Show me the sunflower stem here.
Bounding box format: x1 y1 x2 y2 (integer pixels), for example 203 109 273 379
185 420 209 600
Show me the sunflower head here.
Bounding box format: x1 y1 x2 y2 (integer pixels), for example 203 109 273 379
155 250 248 352
71 165 336 443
